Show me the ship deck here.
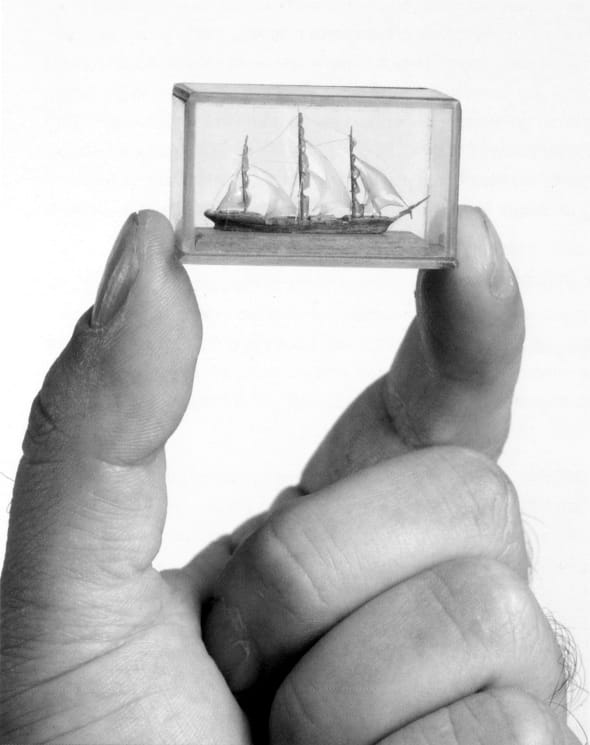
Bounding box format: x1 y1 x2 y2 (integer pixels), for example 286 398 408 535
180 228 455 269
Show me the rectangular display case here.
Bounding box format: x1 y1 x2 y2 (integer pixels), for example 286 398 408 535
171 84 461 268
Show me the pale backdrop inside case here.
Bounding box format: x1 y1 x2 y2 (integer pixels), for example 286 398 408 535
1 0 588 731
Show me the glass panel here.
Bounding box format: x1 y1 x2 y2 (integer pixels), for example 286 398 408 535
172 85 460 268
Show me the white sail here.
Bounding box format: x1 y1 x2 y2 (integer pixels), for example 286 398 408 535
248 166 297 217
216 170 245 212
355 158 407 214
216 166 297 217
304 142 350 217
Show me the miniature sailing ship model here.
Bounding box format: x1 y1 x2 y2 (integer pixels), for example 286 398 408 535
204 114 428 234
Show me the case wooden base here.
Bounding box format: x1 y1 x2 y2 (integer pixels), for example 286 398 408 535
180 228 455 268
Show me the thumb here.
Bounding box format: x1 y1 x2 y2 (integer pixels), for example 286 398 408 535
2 211 201 641
29 210 201 465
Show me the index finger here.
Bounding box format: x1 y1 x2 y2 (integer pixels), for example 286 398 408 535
302 206 524 493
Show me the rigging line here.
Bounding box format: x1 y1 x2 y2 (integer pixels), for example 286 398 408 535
353 148 406 184
300 113 350 138
354 148 400 168
352 148 374 162
289 169 298 198
250 159 297 164
250 115 298 154
312 137 349 148
210 169 240 206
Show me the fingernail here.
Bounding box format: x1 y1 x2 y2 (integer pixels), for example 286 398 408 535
91 213 140 328
477 208 515 299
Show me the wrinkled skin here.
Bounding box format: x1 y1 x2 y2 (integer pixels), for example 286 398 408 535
0 209 579 744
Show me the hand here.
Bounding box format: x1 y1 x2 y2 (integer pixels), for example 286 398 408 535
202 207 578 743
1 212 249 743
0 209 576 744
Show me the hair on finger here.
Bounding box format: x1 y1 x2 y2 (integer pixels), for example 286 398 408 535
544 609 586 735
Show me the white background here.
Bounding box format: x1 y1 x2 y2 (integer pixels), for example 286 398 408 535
1 0 589 734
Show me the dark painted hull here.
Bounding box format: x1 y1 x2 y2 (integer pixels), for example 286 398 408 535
204 210 395 234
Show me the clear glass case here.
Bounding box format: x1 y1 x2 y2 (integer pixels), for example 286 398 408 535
171 84 461 268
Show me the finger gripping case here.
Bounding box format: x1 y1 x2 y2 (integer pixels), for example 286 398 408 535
171 84 461 268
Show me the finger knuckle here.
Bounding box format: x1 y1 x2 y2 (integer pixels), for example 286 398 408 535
270 676 322 745
429 557 540 655
436 447 527 573
481 689 566 745
244 511 332 622
22 330 95 460
23 391 65 455
389 688 566 745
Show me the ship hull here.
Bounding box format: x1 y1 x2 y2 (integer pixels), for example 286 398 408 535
204 210 395 234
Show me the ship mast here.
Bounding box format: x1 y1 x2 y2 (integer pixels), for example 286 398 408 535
241 135 249 212
297 113 309 221
349 126 362 218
